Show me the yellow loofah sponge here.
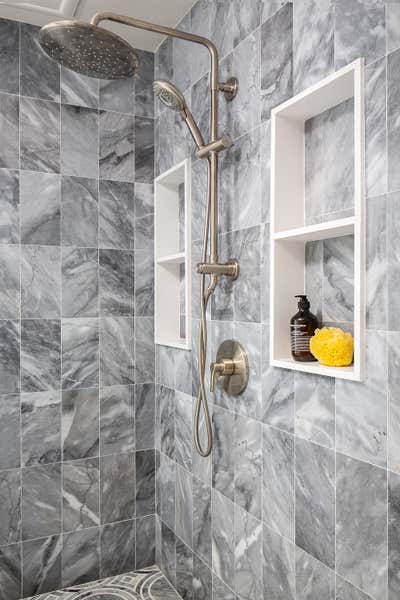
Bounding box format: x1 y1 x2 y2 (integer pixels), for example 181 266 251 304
310 327 354 367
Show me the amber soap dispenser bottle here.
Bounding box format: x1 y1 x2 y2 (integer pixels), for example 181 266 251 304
290 295 318 362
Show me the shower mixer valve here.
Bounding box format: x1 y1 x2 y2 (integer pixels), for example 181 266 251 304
210 340 249 396
197 258 239 279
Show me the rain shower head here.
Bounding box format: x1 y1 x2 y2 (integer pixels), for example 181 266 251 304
39 20 139 79
153 80 205 150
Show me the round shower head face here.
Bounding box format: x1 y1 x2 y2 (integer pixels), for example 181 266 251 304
39 20 139 79
153 80 186 112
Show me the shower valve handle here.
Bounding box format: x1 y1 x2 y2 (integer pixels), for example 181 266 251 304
210 359 235 392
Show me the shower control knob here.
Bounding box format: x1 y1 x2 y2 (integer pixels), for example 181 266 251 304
210 340 249 396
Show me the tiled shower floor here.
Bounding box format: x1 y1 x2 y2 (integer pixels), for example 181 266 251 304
26 567 180 600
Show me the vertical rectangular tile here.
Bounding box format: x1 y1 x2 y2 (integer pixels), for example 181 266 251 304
389 470 400 600
336 453 387 599
100 453 135 523
20 23 60 101
100 317 134 386
0 245 19 318
295 546 335 600
20 98 60 173
99 180 134 250
193 475 212 567
0 544 21 600
61 105 98 179
212 405 235 501
212 488 234 586
0 393 20 469
234 414 262 519
134 50 154 119
100 111 134 182
21 391 61 466
176 464 193 548
100 385 134 455
0 93 19 169
61 175 98 247
99 249 134 316
63 458 99 531
367 194 387 330
22 535 62 597
62 528 100 587
0 169 19 244
136 449 156 518
0 468 21 545
388 48 400 193
100 520 135 577
62 388 99 460
388 191 400 330
22 463 61 540
21 171 61 246
99 77 134 114
136 515 156 569
263 526 295 600
0 19 19 95
294 373 335 449
0 320 20 394
21 319 61 392
62 247 98 318
234 505 263 600
295 438 335 569
135 383 155 450
365 57 387 198
61 67 99 109
62 318 98 390
176 537 193 600
389 332 400 473
135 116 154 183
22 245 61 318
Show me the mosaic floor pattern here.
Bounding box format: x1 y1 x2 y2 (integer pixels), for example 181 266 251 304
27 567 180 600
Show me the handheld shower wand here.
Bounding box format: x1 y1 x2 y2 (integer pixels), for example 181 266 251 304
39 11 239 458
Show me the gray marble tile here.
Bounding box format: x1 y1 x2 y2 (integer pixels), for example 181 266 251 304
61 67 98 108
389 332 400 473
366 58 386 198
21 171 61 246
135 383 155 451
193 476 211 567
62 458 99 531
190 0 211 85
293 0 333 94
336 575 376 600
212 405 235 501
61 105 98 179
193 555 212 600
389 470 400 599
0 244 19 318
234 505 262 600
262 424 294 540
135 117 154 184
100 111 134 182
295 546 335 600
135 251 154 318
155 35 173 82
233 130 261 230
99 180 134 250
176 536 193 600
323 235 354 323
22 534 61 597
100 384 134 455
261 4 292 121
136 515 156 569
0 93 19 169
0 393 20 469
134 50 154 119
159 385 175 459
0 543 21 600
295 438 335 569
0 19 19 95
262 360 294 434
62 318 98 390
20 23 59 101
334 0 386 69
234 415 262 519
294 373 335 449
0 320 20 394
233 0 262 47
21 319 61 392
173 349 192 396
22 463 61 540
161 522 176 587
20 98 60 173
176 464 193 548
61 176 98 247
62 247 98 318
160 453 176 530
62 388 99 460
336 453 387 599
173 13 192 93
263 525 295 600
21 391 61 466
213 575 237 600
99 249 134 316
232 226 261 323
135 317 154 384
0 468 21 545
212 488 234 586
100 452 135 523
136 449 155 518
100 78 134 114
388 191 400 330
232 29 261 138
22 245 61 318
100 520 135 577
387 1 400 54
234 321 262 420
134 213 154 252
336 330 387 467
155 110 175 177
305 240 323 322
305 100 354 223
0 169 19 244
388 49 400 193
134 182 154 219
62 527 100 587
367 194 387 330
175 390 192 471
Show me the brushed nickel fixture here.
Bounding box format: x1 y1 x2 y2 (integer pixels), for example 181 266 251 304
210 340 249 396
39 11 240 458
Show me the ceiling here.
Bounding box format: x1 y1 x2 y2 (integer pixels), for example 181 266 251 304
0 0 198 51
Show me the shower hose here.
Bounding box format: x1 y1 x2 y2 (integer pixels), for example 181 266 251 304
194 158 215 458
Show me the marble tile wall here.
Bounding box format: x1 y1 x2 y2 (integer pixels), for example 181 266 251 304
154 1 400 600
0 20 156 600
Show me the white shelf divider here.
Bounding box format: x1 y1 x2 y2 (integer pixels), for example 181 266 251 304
154 159 191 350
270 58 365 381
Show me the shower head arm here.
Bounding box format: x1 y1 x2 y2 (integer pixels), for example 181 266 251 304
90 12 218 92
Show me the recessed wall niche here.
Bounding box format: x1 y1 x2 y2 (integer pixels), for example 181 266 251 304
270 59 365 381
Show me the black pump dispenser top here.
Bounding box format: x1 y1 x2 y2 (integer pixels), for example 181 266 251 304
295 294 310 310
